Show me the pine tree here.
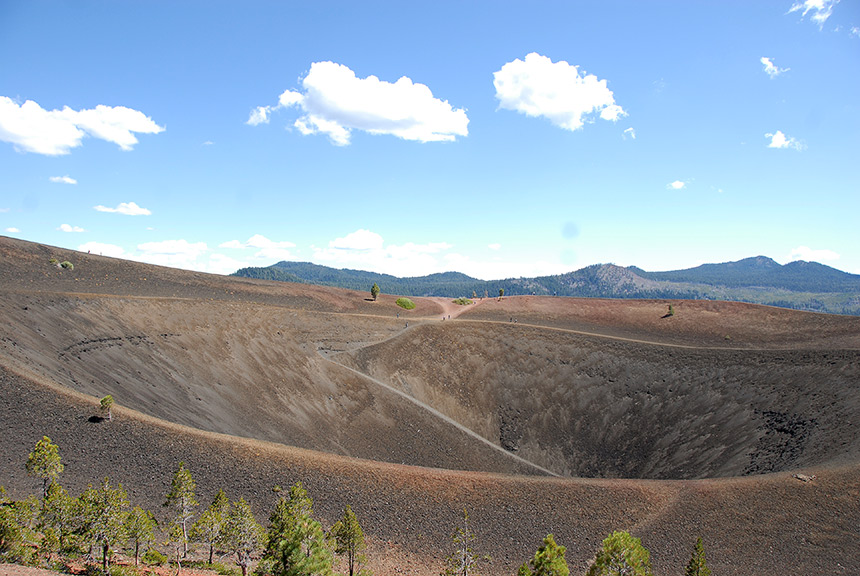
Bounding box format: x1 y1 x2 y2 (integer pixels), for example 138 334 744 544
26 436 64 499
263 483 333 576
518 534 568 576
586 531 653 576
41 482 81 554
685 537 710 576
125 506 156 566
192 489 230 564
370 283 380 301
441 508 481 576
0 489 40 564
330 505 366 576
224 498 266 576
164 461 198 559
100 395 114 421
80 478 129 574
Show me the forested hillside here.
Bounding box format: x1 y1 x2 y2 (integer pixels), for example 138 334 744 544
631 256 860 292
233 257 860 315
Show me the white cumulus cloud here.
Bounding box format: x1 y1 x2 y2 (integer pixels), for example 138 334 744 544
94 201 152 215
248 61 469 145
5 227 20 233
246 106 271 126
761 57 790 78
766 130 804 150
49 175 77 185
789 0 838 28
58 224 85 233
790 245 840 262
0 96 164 155
329 229 385 251
493 52 626 132
667 180 686 190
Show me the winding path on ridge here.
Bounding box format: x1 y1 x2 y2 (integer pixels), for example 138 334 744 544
317 295 721 478
424 296 486 320
316 294 858 480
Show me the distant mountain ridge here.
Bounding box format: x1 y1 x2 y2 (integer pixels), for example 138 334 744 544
232 256 860 315
630 256 860 293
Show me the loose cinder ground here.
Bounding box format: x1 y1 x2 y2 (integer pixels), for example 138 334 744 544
1 235 859 575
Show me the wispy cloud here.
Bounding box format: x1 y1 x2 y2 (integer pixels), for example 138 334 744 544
207 253 252 275
766 130 805 150
78 242 125 257
623 127 636 140
442 252 570 281
135 239 208 269
493 52 626 132
0 96 164 155
58 224 85 233
93 202 152 216
761 57 789 78
790 245 840 262
488 243 502 251
49 175 77 185
79 239 249 275
219 234 296 261
789 0 838 28
249 61 469 145
312 229 454 277
667 180 686 190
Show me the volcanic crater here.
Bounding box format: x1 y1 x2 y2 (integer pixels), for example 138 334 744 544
2 235 859 575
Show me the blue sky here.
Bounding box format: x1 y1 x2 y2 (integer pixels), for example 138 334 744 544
2 1 858 279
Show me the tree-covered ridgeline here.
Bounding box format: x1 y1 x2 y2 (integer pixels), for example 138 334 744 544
233 258 860 315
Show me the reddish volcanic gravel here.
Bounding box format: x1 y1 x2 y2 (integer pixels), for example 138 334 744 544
2 235 859 575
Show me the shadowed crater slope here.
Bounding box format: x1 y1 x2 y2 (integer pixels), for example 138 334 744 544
341 323 860 478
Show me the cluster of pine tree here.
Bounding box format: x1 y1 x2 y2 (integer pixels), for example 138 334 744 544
1 437 367 576
444 513 711 576
4 437 712 576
